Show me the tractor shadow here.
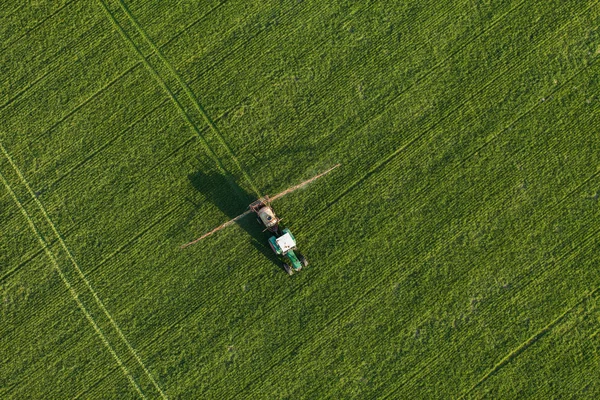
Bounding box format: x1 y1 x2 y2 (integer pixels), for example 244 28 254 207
188 170 282 270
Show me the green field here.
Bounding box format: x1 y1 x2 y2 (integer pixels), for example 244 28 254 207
1 0 599 398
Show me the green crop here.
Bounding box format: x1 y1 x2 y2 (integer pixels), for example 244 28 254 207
1 0 599 398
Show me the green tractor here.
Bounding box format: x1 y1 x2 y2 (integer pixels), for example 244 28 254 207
249 197 308 275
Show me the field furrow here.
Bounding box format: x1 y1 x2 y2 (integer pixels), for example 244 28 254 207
3 0 599 397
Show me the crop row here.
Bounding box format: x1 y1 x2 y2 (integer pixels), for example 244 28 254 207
3 0 599 397
54 59 596 396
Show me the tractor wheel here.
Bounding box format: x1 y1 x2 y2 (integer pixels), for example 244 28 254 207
256 217 263 226
283 263 294 275
298 254 309 268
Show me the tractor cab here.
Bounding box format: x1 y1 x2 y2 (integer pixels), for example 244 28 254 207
269 230 296 255
268 228 307 275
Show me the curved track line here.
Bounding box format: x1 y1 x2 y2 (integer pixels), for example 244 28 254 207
0 168 146 399
0 143 166 399
98 0 249 204
116 0 260 197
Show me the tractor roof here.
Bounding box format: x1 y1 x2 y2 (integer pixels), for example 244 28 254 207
276 232 296 253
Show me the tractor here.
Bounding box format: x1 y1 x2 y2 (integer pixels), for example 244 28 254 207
249 197 308 275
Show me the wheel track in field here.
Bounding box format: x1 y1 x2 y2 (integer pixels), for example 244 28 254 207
81 0 511 212
1 203 190 390
0 164 147 400
2 0 596 394
1 145 220 349
3 0 372 203
0 98 172 276
0 97 172 267
2 130 217 288
6 0 459 188
526 299 598 398
3 0 255 151
0 144 167 399
459 287 600 399
104 0 357 199
72 239 258 399
72 233 257 399
6 0 437 186
0 63 287 264
3 0 286 223
1 205 189 397
99 0 262 198
4 5 285 174
236 63 600 397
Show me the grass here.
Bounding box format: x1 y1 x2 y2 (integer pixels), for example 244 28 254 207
1 0 599 398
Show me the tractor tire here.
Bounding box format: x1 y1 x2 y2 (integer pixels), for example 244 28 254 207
298 254 309 268
283 263 294 275
256 217 263 226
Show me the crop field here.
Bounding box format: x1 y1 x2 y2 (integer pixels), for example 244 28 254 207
1 0 599 398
